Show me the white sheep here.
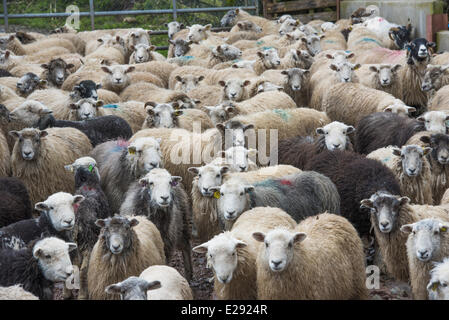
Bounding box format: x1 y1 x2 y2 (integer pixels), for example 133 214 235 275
427 257 449 300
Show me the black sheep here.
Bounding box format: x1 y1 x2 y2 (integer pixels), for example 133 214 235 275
37 114 132 147
71 80 101 100
0 177 32 228
304 150 401 236
0 69 12 77
355 112 424 155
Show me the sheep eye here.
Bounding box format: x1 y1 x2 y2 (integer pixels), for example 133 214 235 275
442 283 448 287
240 192 244 196
288 242 292 248
198 174 202 178
265 242 269 248
220 192 224 196
45 255 51 259
216 174 220 178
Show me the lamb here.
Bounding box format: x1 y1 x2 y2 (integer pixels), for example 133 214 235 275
120 168 192 280
0 192 84 250
356 63 402 95
278 121 355 170
355 112 448 155
100 64 135 94
186 24 223 46
323 82 413 127
129 44 165 64
87 215 165 300
360 191 449 282
124 29 152 61
0 177 32 228
189 164 300 242
90 137 163 213
10 127 92 205
193 207 297 299
16 72 47 96
64 157 111 300
367 145 433 205
427 257 449 300
70 80 101 101
0 285 39 300
304 150 401 236
401 219 449 299
278 18 300 35
253 213 367 299
220 146 258 173
210 171 340 230
0 237 77 300
106 265 192 300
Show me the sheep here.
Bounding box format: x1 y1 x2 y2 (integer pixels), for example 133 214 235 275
87 215 165 300
305 150 401 236
208 44 242 68
0 177 32 228
347 25 383 52
367 145 433 205
129 44 165 64
360 192 449 282
85 36 127 65
124 29 152 61
0 285 39 300
40 58 74 88
400 219 449 299
428 85 449 112
355 112 448 155
189 164 300 242
252 48 281 75
173 74 205 93
280 49 314 70
0 192 84 250
323 82 413 127
186 24 222 46
193 207 296 300
219 146 258 173
220 8 278 36
278 121 355 170
320 28 347 51
421 64 449 98
90 137 163 213
389 22 414 50
3 35 76 56
356 63 402 95
230 20 262 34
16 72 47 97
0 237 76 300
120 168 192 281
253 213 367 299
166 21 185 40
278 18 300 35
167 38 192 58
279 68 310 107
0 84 25 110
10 127 92 205
187 84 222 109
100 64 135 94
64 157 111 300
210 171 340 231
427 257 449 300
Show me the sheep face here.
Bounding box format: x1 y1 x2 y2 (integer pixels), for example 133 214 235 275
211 181 254 221
165 21 185 39
105 276 161 300
279 18 299 36
16 72 46 96
253 229 306 272
35 192 84 231
422 65 449 92
401 219 449 262
421 134 449 165
187 24 212 43
223 146 257 172
206 104 234 125
0 36 13 50
389 23 413 50
9 128 48 161
301 35 322 57
282 68 309 91
316 121 354 151
71 80 101 101
127 137 163 175
175 75 204 93
360 192 409 233
9 100 52 127
392 145 431 177
128 29 151 48
383 102 415 116
168 39 192 57
188 164 229 197
101 65 135 91
139 168 182 208
193 233 247 284
217 120 254 148
131 44 156 63
257 81 283 94
291 49 314 69
325 51 355 65
221 9 238 27
69 98 104 120
213 44 242 61
369 64 401 87
427 258 449 300
41 58 74 87
65 156 101 185
144 102 181 128
257 48 281 69
33 237 77 282
0 50 10 65
417 111 449 134
330 61 360 83
405 38 435 65
277 15 293 24
236 21 262 33
219 79 251 102
95 216 139 255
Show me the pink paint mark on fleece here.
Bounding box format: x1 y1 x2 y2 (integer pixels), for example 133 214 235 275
116 139 130 148
280 179 292 186
378 18 384 22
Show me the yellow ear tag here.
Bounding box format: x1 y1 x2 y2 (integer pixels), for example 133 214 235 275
441 227 447 232
128 148 136 155
214 191 220 199
432 283 438 291
174 111 182 116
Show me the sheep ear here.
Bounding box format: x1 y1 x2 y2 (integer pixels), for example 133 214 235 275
439 222 449 232
101 66 112 74
428 42 436 49
69 103 79 110
369 66 379 73
125 66 135 74
360 199 373 209
325 53 334 59
252 232 265 242
39 108 53 115
243 80 251 87
41 64 49 70
198 75 205 82
33 248 43 259
39 79 48 86
392 64 402 72
392 148 402 156
420 136 431 144
148 45 156 52
171 176 182 184
39 130 48 138
129 218 139 227
384 107 392 112
257 51 264 58
293 232 307 243
128 146 137 155
204 24 212 31
175 75 182 82
168 39 174 45
139 177 149 187
130 45 136 51
316 127 324 135
66 64 75 70
95 219 106 228
346 52 355 59
346 125 355 134
4 51 10 59
301 37 307 44
68 243 77 252
216 123 225 133
406 107 416 114
417 116 425 122
35 202 49 212
400 223 414 234
423 147 432 156
8 131 20 139
329 64 338 71
220 166 229 174
427 280 440 293
243 124 254 131
192 243 208 253
353 63 361 70
187 167 199 175
235 240 247 249
96 100 104 107
73 195 85 205
225 105 236 113
244 185 255 193
281 70 288 75
105 284 123 294
399 196 410 205
145 280 161 291
218 80 226 87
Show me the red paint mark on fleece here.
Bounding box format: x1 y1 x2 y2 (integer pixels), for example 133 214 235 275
280 179 292 186
116 139 130 148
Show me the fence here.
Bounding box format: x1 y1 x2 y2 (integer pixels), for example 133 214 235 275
0 0 258 50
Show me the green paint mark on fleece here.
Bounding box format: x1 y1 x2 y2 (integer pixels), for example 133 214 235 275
273 109 290 121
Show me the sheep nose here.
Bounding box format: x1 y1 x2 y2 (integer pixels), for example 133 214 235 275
380 221 389 228
64 219 73 225
227 210 235 216
112 244 120 250
230 92 236 97
23 151 31 156
271 260 282 267
219 276 229 283
418 249 429 258
150 162 159 168
293 85 300 90
160 196 169 201
239 166 246 172
333 144 340 149
344 78 350 82
203 187 209 193
408 168 416 174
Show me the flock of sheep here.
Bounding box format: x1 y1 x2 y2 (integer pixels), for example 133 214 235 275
1 5 449 300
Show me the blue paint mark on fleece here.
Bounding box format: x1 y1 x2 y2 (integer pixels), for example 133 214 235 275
324 40 336 44
382 156 391 163
180 55 194 60
261 46 273 51
273 109 290 121
357 37 382 47
256 40 265 45
103 104 119 109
